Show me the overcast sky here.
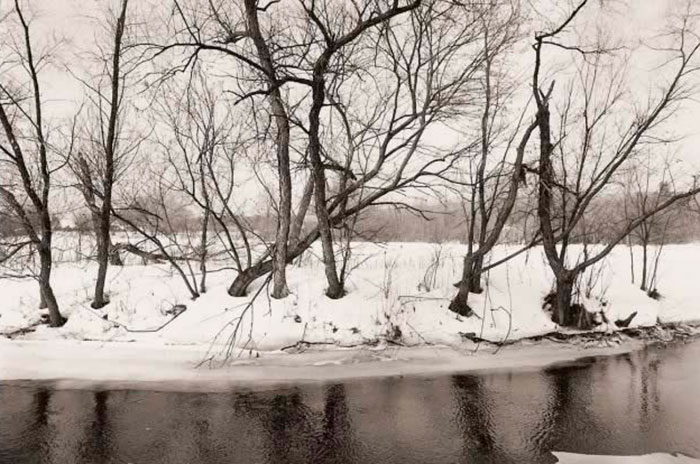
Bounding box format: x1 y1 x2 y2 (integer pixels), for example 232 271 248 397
3 0 700 174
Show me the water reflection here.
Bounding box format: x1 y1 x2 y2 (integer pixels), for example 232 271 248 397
452 375 500 462
1 342 699 464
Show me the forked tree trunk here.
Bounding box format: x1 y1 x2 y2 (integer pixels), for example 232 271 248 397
228 229 321 297
244 0 291 300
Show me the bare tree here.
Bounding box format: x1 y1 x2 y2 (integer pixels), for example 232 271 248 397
624 153 681 295
239 0 295 299
0 1 71 327
300 0 425 298
532 0 700 328
448 0 535 316
155 69 255 293
143 0 491 298
111 183 203 300
71 0 136 309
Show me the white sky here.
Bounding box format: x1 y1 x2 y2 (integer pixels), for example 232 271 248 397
2 0 700 211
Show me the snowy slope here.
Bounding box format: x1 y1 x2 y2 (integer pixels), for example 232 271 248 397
1 242 699 354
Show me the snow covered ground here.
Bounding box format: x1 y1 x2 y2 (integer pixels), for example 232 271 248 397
0 336 649 388
2 242 700 464
1 241 699 380
3 241 699 344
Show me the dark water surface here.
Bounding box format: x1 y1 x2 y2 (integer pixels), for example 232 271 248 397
1 342 700 464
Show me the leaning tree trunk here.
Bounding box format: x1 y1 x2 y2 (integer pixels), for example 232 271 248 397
228 228 321 297
37 242 64 327
228 261 273 297
448 251 481 317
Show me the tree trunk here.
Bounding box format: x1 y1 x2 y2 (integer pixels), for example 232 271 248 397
271 120 292 300
448 284 473 317
290 178 313 247
244 0 291 300
313 169 343 299
228 260 273 297
228 226 324 297
449 252 480 316
92 0 127 310
309 54 343 299
552 271 575 328
39 286 47 309
199 209 209 294
468 254 484 293
38 243 64 327
92 217 110 308
640 241 648 291
627 234 635 285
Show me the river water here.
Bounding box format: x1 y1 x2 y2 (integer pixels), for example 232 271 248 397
1 341 699 463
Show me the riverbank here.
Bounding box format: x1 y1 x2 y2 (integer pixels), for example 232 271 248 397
4 242 700 391
4 243 700 350
2 322 698 391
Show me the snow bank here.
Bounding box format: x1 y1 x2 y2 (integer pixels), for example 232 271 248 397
0 336 646 388
2 242 699 355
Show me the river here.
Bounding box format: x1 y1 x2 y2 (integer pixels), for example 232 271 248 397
1 341 699 463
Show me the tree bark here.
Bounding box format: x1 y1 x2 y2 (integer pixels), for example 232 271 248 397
228 260 273 297
38 242 64 327
640 240 648 291
244 0 291 299
0 2 65 326
228 226 322 297
199 208 209 294
552 271 575 327
92 0 128 310
468 254 484 293
290 177 314 248
309 54 343 299
92 220 110 308
449 118 538 315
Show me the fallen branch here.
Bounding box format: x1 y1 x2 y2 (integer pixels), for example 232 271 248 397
113 242 192 263
83 303 188 333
